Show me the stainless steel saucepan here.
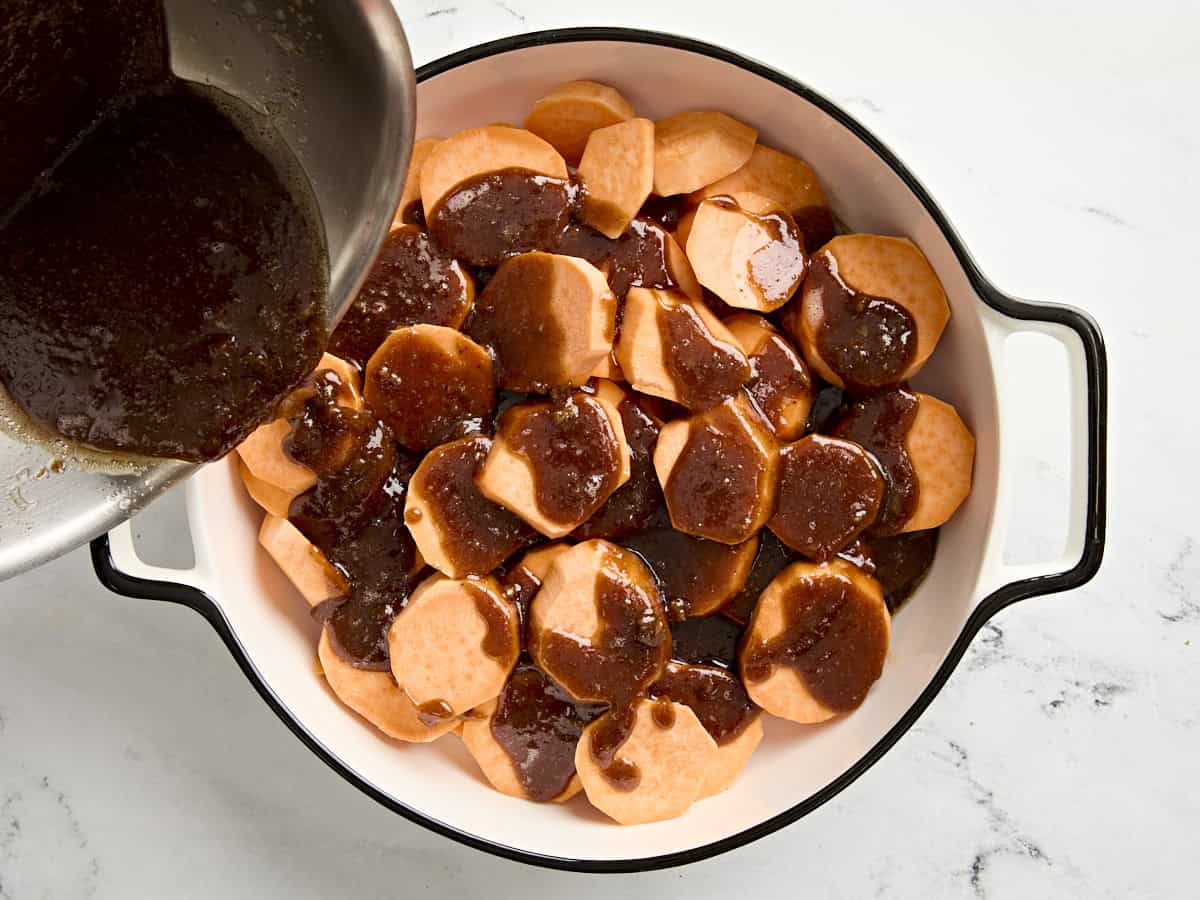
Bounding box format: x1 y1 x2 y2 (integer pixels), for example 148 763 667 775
0 0 416 579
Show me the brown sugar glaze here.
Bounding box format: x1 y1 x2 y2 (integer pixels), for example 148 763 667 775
791 205 837 254
556 217 678 299
490 663 604 801
865 529 939 612
589 706 642 792
535 564 670 706
505 393 623 526
805 251 917 392
742 571 888 712
623 519 755 618
664 402 767 543
669 615 745 670
805 382 847 434
365 329 495 450
532 552 669 793
743 328 813 433
329 226 473 370
410 581 519 725
412 436 535 577
769 435 885 560
464 257 577 394
832 388 921 536
469 580 522 660
709 197 808 306
572 394 662 540
284 371 421 669
650 662 759 745
721 529 795 626
429 168 571 266
657 301 751 411
0 1 327 461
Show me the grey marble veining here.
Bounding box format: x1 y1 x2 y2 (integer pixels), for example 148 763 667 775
0 0 1196 896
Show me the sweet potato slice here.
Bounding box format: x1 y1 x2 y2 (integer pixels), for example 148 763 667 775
686 197 806 312
393 137 440 227
524 80 635 164
653 111 757 196
419 125 567 214
578 117 654 238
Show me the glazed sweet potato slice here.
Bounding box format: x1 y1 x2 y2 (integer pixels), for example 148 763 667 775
460 665 593 804
686 197 807 312
902 393 976 532
319 629 458 743
466 252 617 393
782 234 950 389
654 396 779 545
740 559 889 723
477 391 630 538
393 137 441 227
258 515 347 607
404 435 534 579
363 325 495 451
614 287 749 411
421 126 570 265
723 313 813 441
420 124 567 212
236 352 361 496
388 574 520 721
689 143 832 249
575 698 717 825
528 540 670 705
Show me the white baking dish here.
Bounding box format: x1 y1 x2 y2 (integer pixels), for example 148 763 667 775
92 28 1107 873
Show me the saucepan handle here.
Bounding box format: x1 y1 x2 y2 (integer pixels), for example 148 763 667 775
976 300 1106 609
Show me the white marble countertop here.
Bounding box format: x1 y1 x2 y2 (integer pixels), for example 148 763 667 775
0 0 1192 896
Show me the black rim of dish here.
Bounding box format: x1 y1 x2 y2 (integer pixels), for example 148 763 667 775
90 27 1108 874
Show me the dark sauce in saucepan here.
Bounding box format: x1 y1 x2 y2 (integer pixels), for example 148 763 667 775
0 1 328 461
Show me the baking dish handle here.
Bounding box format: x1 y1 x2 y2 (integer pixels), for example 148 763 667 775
977 301 1107 610
91 517 217 613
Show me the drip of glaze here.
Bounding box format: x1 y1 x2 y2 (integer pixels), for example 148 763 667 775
832 387 921 536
